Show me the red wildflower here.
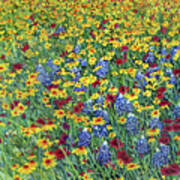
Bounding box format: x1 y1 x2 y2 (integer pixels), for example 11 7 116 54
13 63 22 70
63 122 70 130
172 123 180 131
159 136 170 145
121 45 128 51
36 118 45 125
117 150 132 164
119 86 129 94
163 119 173 123
50 24 56 28
58 133 68 145
54 148 69 159
22 44 29 52
160 26 167 34
116 58 127 65
161 167 179 176
153 36 160 41
1 54 5 59
110 138 124 149
106 94 116 103
156 93 164 99
92 80 100 88
160 100 171 107
173 68 180 76
162 125 173 132
157 87 166 94
176 118 180 123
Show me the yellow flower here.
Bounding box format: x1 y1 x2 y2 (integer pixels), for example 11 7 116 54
92 117 106 126
72 146 87 156
44 43 51 49
174 135 180 141
0 63 8 72
146 128 160 136
117 159 124 168
43 157 57 169
11 164 20 170
13 175 23 180
117 117 127 124
143 90 152 97
37 139 53 149
54 108 65 117
18 164 33 174
151 109 160 118
0 121 6 127
109 132 116 138
126 163 140 170
91 93 99 100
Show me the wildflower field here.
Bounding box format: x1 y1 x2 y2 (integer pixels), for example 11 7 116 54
0 0 180 179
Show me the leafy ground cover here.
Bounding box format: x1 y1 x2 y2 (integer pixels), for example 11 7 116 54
0 0 180 179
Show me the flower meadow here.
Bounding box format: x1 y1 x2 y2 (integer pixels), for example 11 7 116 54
0 0 180 179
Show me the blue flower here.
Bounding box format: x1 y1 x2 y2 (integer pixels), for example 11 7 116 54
46 59 60 72
170 74 177 84
126 113 140 135
54 26 65 34
78 128 91 147
73 44 81 54
95 60 109 78
35 64 52 86
82 100 93 114
160 144 170 156
152 151 169 167
136 136 149 154
149 117 163 131
93 125 108 138
115 93 133 115
98 141 111 165
173 105 180 119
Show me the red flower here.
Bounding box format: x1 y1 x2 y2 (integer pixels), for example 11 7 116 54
160 26 167 34
160 100 171 107
22 44 29 52
58 133 68 145
110 138 124 149
162 125 173 132
117 150 132 164
0 114 6 117
169 164 180 171
92 80 100 88
161 167 179 176
159 136 170 145
177 151 180 156
156 93 164 99
121 45 128 51
54 148 69 159
63 122 70 130
1 54 5 59
172 123 180 131
36 118 45 125
163 119 173 123
173 68 180 76
157 87 166 94
106 94 116 103
119 86 129 94
50 24 56 28
153 36 160 41
13 63 22 70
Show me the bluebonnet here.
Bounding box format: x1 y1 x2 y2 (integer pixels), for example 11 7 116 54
54 26 65 34
73 44 81 54
152 145 169 167
69 67 82 82
78 128 91 147
82 99 93 114
46 59 59 72
96 96 105 106
95 60 109 78
98 141 111 165
115 93 133 115
93 125 108 138
135 71 147 89
173 104 180 119
136 136 149 154
35 64 52 86
149 117 163 131
81 59 87 67
160 144 170 156
152 151 169 167
126 113 140 135
170 74 177 84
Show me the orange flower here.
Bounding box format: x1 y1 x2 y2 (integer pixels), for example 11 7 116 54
92 117 106 126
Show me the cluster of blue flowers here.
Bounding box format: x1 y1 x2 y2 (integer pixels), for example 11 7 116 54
149 117 163 131
35 59 60 86
136 136 149 154
152 144 170 167
173 104 180 119
125 113 140 135
98 141 111 165
95 60 109 78
78 128 91 147
115 93 133 115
